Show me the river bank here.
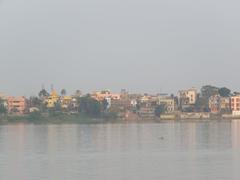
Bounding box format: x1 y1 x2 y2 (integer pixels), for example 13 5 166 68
159 112 240 120
0 113 119 124
1 112 240 125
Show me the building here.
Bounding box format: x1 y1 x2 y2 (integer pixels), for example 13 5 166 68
209 95 221 114
45 90 60 108
178 88 197 110
120 89 129 99
60 96 72 109
231 96 240 116
137 106 155 120
220 97 231 113
131 99 137 108
91 90 120 101
157 96 175 113
209 95 231 114
7 96 28 114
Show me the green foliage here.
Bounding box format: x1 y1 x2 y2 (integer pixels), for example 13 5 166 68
78 96 101 117
155 104 166 117
54 102 62 111
195 96 206 111
38 89 49 98
136 102 141 110
0 104 7 114
29 96 42 107
218 87 231 97
48 101 62 114
103 111 118 119
27 111 44 121
0 98 7 114
201 85 219 99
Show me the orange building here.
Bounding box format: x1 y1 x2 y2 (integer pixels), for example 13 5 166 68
7 96 28 114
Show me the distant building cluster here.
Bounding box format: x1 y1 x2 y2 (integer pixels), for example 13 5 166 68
0 85 240 120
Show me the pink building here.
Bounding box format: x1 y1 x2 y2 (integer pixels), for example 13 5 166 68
231 96 240 116
7 96 28 114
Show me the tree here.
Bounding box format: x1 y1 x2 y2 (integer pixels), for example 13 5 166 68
38 89 49 99
201 85 219 99
195 96 206 112
218 87 231 97
136 102 141 111
54 102 62 112
155 104 166 117
27 111 43 121
61 89 67 96
78 96 101 117
29 96 42 107
0 98 7 115
48 101 62 115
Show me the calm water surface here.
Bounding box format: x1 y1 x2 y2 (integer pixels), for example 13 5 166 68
0 120 240 180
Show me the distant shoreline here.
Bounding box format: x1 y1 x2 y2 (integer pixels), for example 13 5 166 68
0 113 240 125
0 113 107 125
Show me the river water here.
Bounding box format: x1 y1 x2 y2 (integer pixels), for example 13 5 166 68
0 120 240 180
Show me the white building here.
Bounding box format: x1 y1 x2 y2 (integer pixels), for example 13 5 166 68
178 88 197 110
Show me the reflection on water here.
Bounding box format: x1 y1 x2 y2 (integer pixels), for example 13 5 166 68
0 120 240 180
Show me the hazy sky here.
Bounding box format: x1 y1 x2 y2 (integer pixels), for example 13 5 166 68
0 0 240 96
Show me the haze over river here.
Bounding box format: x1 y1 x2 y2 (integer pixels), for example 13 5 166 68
0 120 240 180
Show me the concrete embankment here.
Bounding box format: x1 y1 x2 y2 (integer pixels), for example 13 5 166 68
160 112 211 120
160 112 240 120
222 114 240 119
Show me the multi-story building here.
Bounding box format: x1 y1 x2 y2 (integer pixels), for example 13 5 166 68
45 90 60 108
209 95 221 114
231 96 240 116
178 88 197 111
60 96 72 109
91 90 120 101
7 96 28 114
209 95 231 114
157 96 175 113
137 106 155 120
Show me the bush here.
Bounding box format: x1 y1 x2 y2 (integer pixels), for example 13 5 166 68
27 111 44 121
